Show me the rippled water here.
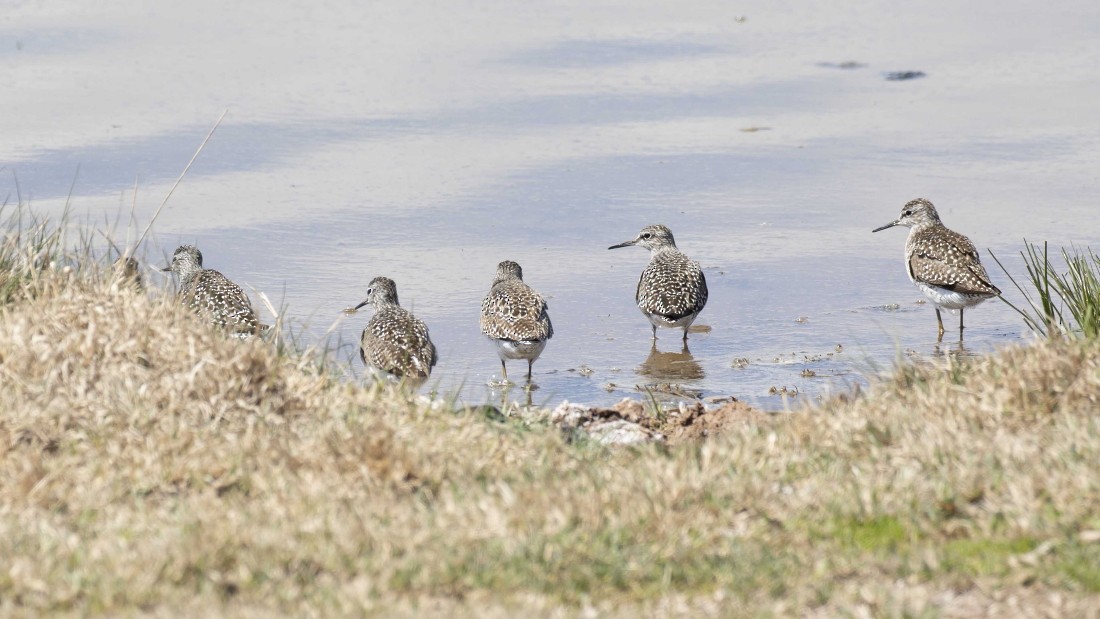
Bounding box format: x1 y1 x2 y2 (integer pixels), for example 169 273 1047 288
4 0 1100 409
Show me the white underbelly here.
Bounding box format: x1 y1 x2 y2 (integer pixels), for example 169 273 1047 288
492 338 547 361
644 311 698 330
914 282 991 310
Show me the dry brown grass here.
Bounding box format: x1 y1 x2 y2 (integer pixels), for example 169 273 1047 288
2 246 1100 617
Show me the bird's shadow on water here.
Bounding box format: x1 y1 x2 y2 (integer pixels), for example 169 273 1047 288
637 340 705 381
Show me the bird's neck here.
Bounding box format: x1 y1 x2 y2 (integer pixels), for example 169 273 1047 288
178 267 203 287
908 220 942 236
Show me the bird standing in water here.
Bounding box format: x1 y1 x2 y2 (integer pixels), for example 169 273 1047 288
480 260 553 384
873 198 1001 339
609 224 708 341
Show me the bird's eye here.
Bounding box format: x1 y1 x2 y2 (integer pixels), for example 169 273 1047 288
641 233 652 239
903 210 912 216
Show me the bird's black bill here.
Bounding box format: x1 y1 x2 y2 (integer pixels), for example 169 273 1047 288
871 221 899 233
353 300 370 311
608 241 635 250
160 266 173 272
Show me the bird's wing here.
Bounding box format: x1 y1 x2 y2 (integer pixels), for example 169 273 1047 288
907 229 1000 295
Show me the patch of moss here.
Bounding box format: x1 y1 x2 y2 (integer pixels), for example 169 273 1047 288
824 515 909 552
420 528 798 604
941 537 1038 577
1057 544 1100 592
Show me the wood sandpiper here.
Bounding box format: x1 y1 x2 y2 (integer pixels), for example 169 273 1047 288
163 245 261 337
351 276 437 386
873 198 1001 339
609 224 708 341
480 260 553 383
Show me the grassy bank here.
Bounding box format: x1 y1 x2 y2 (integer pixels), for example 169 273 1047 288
2 239 1100 616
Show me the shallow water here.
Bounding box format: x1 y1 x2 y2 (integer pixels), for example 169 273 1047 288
4 0 1100 410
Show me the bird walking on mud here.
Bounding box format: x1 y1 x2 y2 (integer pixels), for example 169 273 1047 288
480 260 553 384
609 224 708 341
350 276 437 387
873 198 1001 339
162 245 262 337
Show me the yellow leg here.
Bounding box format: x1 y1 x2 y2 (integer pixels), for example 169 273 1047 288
935 308 945 340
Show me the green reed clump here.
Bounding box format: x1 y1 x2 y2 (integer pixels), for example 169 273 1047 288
991 241 1100 339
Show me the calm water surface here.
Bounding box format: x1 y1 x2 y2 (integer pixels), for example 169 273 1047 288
4 1 1100 409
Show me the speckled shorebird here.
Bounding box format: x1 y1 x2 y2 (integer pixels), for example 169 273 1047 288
873 198 1001 339
351 276 437 385
608 224 709 341
112 255 143 289
480 260 553 383
162 245 261 336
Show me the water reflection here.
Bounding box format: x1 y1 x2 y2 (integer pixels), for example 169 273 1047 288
638 341 704 381
932 338 978 360
491 382 535 409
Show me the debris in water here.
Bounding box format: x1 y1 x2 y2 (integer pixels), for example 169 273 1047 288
885 71 926 81
818 61 866 69
638 383 703 399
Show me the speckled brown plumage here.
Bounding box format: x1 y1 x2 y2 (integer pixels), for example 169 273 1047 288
873 198 1000 338
906 225 1000 296
165 245 260 336
609 224 708 340
112 256 143 289
480 260 553 381
355 276 437 382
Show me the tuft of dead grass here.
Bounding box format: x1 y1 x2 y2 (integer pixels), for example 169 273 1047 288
2 235 1100 617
